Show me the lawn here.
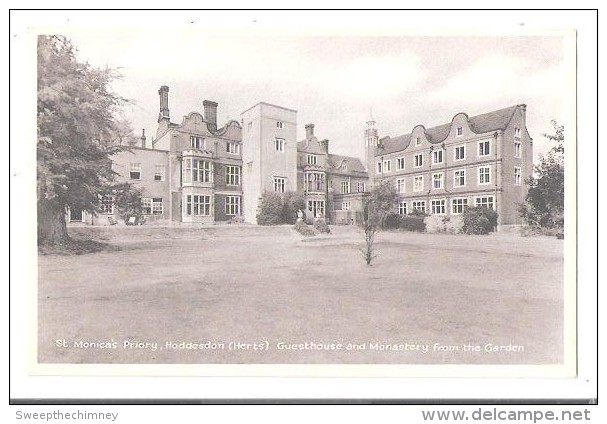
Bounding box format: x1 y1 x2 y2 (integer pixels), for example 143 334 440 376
38 224 564 365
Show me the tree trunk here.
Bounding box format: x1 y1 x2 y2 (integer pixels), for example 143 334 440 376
38 200 69 247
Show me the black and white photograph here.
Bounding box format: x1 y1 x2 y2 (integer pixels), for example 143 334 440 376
10 9 598 407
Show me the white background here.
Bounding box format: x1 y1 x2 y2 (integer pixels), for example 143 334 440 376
6 4 601 423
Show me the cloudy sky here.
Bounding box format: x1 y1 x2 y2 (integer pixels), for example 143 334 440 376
60 14 571 162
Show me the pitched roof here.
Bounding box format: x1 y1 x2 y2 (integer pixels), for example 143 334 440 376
379 105 521 154
327 154 367 174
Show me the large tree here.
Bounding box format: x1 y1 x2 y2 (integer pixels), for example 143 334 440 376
37 35 128 247
519 120 565 233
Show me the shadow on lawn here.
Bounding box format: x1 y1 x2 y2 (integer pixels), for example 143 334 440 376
38 236 121 256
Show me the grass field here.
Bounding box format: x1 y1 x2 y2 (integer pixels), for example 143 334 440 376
38 225 564 365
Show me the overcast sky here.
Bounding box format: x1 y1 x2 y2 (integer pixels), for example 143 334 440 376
66 29 569 162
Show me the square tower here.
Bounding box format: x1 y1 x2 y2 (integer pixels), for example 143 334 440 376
241 102 298 223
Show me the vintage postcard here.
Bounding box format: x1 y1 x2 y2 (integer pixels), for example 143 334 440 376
11 10 584 390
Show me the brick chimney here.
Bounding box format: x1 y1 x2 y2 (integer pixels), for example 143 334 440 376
158 86 170 123
140 128 146 149
203 100 218 132
320 139 329 154
305 123 315 139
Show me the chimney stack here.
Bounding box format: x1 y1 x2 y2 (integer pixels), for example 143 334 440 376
158 86 170 123
203 100 218 132
140 128 146 149
305 123 315 139
320 139 329 154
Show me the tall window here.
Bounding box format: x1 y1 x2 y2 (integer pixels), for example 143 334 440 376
383 159 392 172
414 175 424 192
397 178 406 193
514 167 522 185
341 181 350 194
478 139 491 157
432 172 444 189
398 201 407 215
225 165 241 186
431 199 446 214
129 163 141 180
190 136 204 149
304 172 324 192
514 141 522 158
185 195 210 216
152 198 163 215
275 138 285 152
307 154 318 165
226 142 240 154
454 145 465 161
514 127 521 138
154 164 165 181
475 196 495 210
357 182 365 193
414 153 423 168
454 169 466 187
101 195 114 214
451 198 468 214
274 177 286 193
183 158 213 183
141 198 152 214
396 157 405 170
376 162 382 174
478 166 491 185
412 201 426 213
432 149 443 165
225 196 241 215
307 200 325 218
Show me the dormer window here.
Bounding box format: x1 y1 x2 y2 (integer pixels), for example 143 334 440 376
415 137 421 146
514 127 522 138
341 161 348 170
456 127 463 137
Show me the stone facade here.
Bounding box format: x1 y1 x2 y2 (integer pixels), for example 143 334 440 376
366 104 533 226
68 85 532 228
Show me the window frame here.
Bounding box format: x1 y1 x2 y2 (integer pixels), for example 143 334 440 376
454 169 466 187
154 164 165 181
413 175 424 192
451 197 468 215
454 144 466 161
396 157 405 170
225 165 241 186
432 172 444 190
190 136 205 149
414 153 423 168
398 201 407 216
514 167 522 185
273 177 286 193
475 195 495 211
129 163 141 180
431 199 446 215
432 149 443 165
478 139 491 157
275 138 285 152
396 178 406 193
225 196 241 216
478 166 491 185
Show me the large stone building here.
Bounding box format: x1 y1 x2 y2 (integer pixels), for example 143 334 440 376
70 86 368 226
366 104 533 225
66 86 532 227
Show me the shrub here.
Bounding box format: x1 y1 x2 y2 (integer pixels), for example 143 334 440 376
462 206 498 235
383 213 402 229
313 218 331 234
401 215 426 232
282 192 306 224
257 191 305 225
294 220 315 237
